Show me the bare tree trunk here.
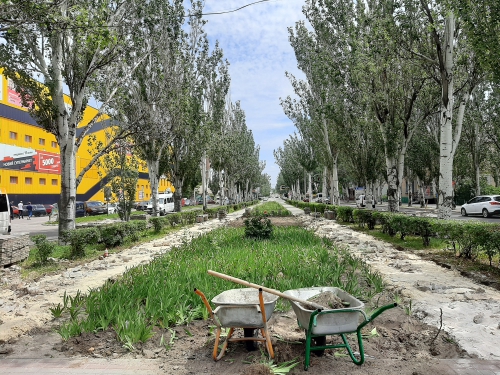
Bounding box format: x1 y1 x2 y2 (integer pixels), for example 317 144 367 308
308 172 312 201
322 166 327 203
386 159 400 212
173 176 183 212
331 153 339 205
58 137 77 234
437 15 469 218
147 160 160 216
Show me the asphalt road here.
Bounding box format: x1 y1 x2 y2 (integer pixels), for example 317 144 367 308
10 214 59 240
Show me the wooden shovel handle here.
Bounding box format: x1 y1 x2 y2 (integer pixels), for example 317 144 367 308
207 270 325 310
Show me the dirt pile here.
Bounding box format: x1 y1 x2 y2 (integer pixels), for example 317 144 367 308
299 291 346 310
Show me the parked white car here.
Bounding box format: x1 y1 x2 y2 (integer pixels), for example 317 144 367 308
460 195 500 218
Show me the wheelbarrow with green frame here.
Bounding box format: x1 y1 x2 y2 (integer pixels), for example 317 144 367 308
284 287 397 371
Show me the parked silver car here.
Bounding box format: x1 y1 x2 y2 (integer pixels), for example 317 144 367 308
460 195 500 218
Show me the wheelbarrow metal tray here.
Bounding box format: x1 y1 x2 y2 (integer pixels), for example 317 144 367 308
211 288 279 328
283 287 364 335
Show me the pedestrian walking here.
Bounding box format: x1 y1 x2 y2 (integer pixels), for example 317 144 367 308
26 202 33 220
371 195 376 209
10 201 14 221
18 201 24 219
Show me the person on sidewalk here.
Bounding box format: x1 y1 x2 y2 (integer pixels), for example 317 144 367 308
18 201 24 219
26 202 33 220
10 201 15 220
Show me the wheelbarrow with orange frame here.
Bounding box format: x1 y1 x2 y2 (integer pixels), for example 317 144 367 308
194 287 278 361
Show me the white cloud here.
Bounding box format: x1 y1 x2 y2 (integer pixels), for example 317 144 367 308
202 0 306 186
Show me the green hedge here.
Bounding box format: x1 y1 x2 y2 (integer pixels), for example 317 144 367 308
61 201 261 255
286 200 500 263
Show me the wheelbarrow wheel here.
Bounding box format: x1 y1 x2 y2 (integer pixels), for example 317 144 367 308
305 330 326 356
244 328 258 351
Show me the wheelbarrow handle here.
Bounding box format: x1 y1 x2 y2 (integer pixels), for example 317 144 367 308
194 288 217 323
358 302 398 331
207 270 326 310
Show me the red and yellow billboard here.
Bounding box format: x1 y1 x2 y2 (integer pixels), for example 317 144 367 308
0 144 61 174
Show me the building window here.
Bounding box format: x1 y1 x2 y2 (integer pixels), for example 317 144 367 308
25 177 32 185
40 178 46 185
25 135 32 143
51 141 57 148
9 131 17 140
10 176 18 184
52 179 58 186
39 138 45 146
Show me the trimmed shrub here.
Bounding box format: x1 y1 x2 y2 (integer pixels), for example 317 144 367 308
149 217 164 233
353 209 374 228
388 214 413 240
413 217 435 247
244 215 273 239
336 206 354 223
62 227 100 258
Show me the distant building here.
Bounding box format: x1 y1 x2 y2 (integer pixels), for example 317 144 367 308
0 72 173 204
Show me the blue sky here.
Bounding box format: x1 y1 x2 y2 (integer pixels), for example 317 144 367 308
202 0 306 187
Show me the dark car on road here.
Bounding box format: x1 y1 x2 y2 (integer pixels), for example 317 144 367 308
22 204 48 217
135 201 148 211
84 201 108 215
50 202 86 217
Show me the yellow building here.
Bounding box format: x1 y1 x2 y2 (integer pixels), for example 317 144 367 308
0 72 173 205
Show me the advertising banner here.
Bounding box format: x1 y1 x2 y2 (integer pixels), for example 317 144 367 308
0 144 61 174
7 78 23 107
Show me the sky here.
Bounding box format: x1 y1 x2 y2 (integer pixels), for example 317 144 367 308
201 0 307 188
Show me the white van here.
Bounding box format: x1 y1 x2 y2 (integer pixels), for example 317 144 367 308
0 188 11 235
146 192 174 215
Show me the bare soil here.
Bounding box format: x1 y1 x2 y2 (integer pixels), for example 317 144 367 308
0 291 469 375
299 291 345 310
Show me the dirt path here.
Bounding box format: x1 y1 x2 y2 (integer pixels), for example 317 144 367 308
0 215 232 342
299 214 500 360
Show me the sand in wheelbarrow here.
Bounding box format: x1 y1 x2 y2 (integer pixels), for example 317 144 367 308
299 291 345 310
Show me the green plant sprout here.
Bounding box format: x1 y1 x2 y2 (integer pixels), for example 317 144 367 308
49 303 64 318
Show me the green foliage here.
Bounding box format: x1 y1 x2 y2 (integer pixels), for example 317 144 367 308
98 221 147 248
149 217 164 233
53 226 384 344
244 215 274 239
387 215 413 240
482 185 500 195
336 206 354 223
30 234 55 264
352 209 375 229
413 218 435 247
61 227 100 258
479 227 500 266
253 202 291 217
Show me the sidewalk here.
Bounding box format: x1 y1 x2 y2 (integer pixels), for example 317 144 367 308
0 358 164 374
2 354 500 374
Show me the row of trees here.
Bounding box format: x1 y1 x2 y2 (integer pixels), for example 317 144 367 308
0 0 267 235
275 0 500 218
